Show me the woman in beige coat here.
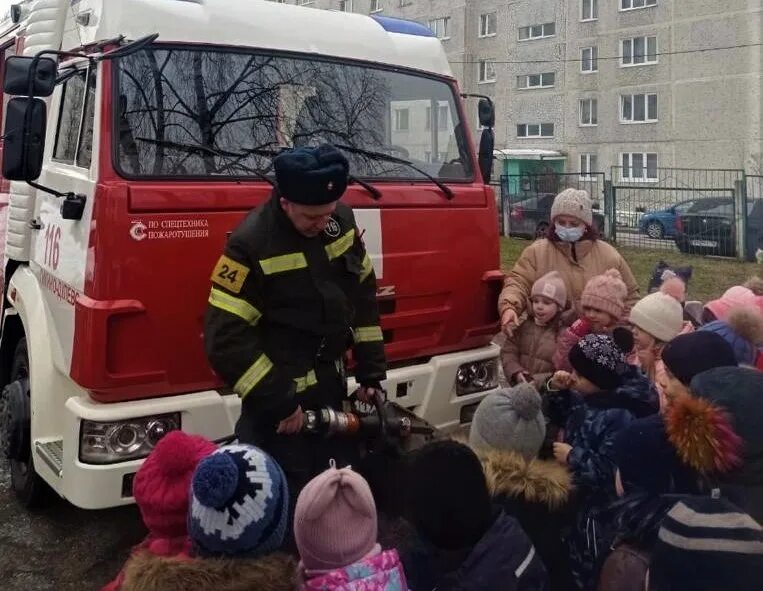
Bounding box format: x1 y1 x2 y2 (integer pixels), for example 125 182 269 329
499 189 639 335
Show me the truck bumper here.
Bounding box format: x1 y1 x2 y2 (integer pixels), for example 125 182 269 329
49 343 499 509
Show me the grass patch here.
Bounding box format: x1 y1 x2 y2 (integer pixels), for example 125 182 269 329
500 237 761 302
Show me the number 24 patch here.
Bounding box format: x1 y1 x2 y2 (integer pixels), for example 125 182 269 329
211 255 250 293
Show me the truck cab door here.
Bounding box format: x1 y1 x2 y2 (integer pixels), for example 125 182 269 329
30 62 98 373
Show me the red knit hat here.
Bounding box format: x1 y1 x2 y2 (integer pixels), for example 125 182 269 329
133 431 217 538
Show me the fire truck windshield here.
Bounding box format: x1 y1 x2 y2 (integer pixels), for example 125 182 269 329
114 46 474 182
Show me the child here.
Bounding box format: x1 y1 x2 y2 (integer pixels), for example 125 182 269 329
469 384 576 590
648 496 763 591
546 331 657 588
401 440 548 591
597 395 742 591
501 270 567 386
628 291 687 410
699 306 763 367
118 443 297 591
702 285 763 323
294 461 408 590
554 269 628 372
101 431 217 591
659 331 738 407
690 367 763 524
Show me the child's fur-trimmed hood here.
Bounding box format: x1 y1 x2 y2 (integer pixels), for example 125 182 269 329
120 550 298 591
477 448 573 510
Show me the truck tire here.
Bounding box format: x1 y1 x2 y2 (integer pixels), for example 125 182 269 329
1 338 49 508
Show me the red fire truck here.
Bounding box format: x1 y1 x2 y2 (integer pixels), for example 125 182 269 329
0 0 501 509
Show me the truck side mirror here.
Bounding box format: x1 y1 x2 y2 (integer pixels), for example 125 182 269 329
478 128 494 184
4 56 57 97
477 98 495 183
2 97 47 181
478 98 495 128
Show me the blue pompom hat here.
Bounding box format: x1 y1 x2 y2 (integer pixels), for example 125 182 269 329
189 444 289 557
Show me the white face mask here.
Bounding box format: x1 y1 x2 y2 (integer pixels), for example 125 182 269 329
555 223 585 243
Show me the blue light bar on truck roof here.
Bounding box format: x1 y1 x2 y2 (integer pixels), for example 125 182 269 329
371 15 435 37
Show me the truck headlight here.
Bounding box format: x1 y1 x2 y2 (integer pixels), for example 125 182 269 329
80 413 181 464
456 359 499 396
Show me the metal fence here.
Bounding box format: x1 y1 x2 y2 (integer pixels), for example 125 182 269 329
609 167 748 257
498 173 605 239
493 167 763 261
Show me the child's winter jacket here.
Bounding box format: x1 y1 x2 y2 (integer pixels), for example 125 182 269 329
596 493 685 591
401 511 548 591
501 317 562 386
478 447 577 590
547 367 656 496
302 549 408 591
553 318 592 372
545 367 658 589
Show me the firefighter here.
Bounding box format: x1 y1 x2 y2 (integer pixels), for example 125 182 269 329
204 143 386 494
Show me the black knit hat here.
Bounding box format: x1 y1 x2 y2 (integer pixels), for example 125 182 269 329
404 440 493 550
273 144 349 205
613 414 699 495
649 495 763 591
568 329 633 390
662 332 738 386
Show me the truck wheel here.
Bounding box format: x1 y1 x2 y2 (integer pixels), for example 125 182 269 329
0 338 49 508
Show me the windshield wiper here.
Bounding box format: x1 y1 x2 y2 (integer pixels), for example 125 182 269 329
335 144 454 200
135 137 275 186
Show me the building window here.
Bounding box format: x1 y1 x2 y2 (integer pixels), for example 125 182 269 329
479 12 497 37
579 98 598 126
425 105 450 131
620 93 658 123
338 0 352 11
517 72 555 89
581 0 598 21
517 123 554 138
297 0 314 5
518 22 555 41
622 36 658 66
621 0 657 11
394 108 409 131
428 17 450 40
621 153 658 181
581 46 598 72
370 0 381 12
478 60 497 83
580 154 598 179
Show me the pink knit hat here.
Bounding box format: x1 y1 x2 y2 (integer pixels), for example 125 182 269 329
660 277 687 304
705 286 763 322
531 270 567 309
580 268 628 319
294 462 378 572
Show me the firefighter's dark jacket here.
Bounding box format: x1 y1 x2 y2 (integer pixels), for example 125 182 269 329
204 196 386 422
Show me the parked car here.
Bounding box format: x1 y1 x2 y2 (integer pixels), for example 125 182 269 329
508 193 605 239
638 199 696 239
674 198 763 258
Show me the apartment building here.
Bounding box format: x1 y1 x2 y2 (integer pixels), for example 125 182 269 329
272 0 763 179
